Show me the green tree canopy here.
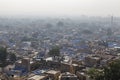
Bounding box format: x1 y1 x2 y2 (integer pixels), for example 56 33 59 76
104 59 120 80
57 21 64 27
0 47 8 61
88 59 120 80
31 62 41 71
87 68 104 80
9 53 16 62
0 47 8 67
48 46 60 57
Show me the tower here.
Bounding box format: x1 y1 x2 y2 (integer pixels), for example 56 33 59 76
111 15 113 27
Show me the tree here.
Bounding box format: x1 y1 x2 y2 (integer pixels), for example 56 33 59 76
104 60 120 80
88 59 120 80
57 21 64 27
46 23 53 28
31 62 41 71
87 68 104 80
82 29 93 34
48 46 60 57
0 47 8 67
9 53 16 63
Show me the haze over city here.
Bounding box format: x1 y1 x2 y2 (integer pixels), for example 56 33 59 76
1 0 120 80
0 0 120 17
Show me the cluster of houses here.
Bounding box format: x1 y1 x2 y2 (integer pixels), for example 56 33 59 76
0 17 120 80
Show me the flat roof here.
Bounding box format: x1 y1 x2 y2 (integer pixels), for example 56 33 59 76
72 64 78 66
46 70 59 75
28 75 46 80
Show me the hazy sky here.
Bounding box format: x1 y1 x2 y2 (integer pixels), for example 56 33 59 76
0 0 120 17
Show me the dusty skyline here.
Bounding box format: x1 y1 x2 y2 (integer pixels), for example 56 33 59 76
0 0 120 17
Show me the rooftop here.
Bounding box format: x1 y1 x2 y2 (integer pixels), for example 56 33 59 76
45 70 60 75
28 75 47 80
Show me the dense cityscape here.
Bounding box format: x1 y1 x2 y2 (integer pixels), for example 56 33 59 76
0 16 120 80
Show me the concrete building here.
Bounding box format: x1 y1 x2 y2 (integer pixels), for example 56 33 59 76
59 72 78 80
84 55 101 67
15 58 32 72
28 75 48 80
45 70 60 80
76 71 90 80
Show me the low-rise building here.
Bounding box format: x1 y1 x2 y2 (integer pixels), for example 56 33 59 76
45 70 60 80
76 71 90 80
59 72 78 80
28 75 48 80
84 55 101 67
